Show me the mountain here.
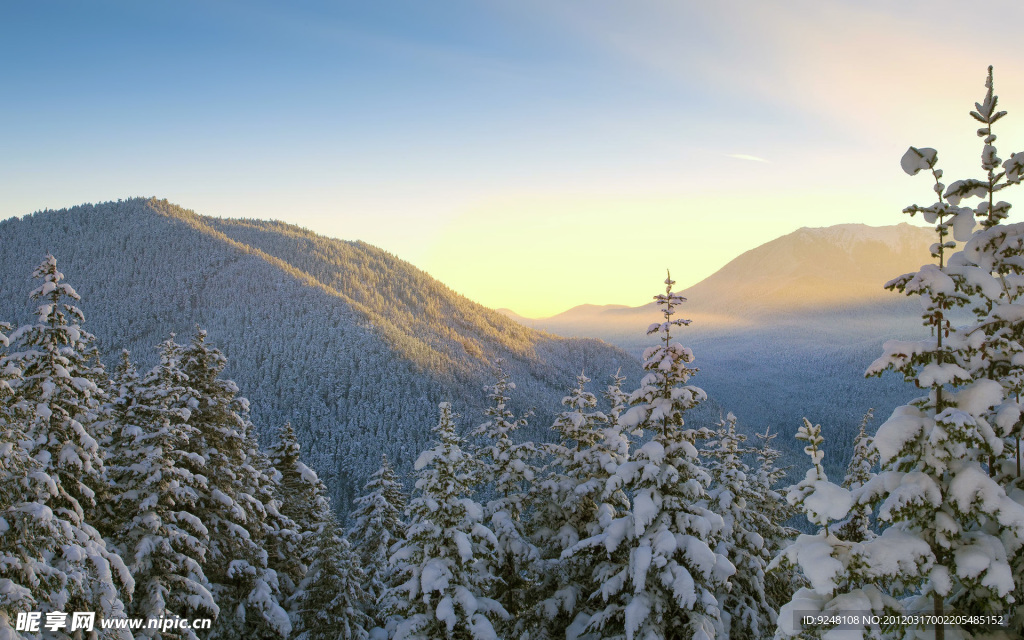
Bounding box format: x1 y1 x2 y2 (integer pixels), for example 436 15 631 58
514 223 933 337
683 222 935 313
507 223 939 477
0 198 641 512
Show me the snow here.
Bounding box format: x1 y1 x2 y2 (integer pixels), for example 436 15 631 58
901 146 937 175
952 210 976 240
468 613 499 640
953 379 1003 415
863 528 933 579
436 595 456 631
929 564 952 596
872 405 927 464
636 440 665 465
877 471 942 521
623 593 651 640
632 490 658 531
453 531 473 563
630 545 652 591
792 533 845 594
802 481 853 524
917 362 971 387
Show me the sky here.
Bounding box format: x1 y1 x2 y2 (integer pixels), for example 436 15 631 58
3 1 1024 317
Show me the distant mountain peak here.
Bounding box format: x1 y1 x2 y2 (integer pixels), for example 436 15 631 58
791 222 931 254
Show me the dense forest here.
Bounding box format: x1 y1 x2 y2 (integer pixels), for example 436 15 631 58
3 70 1024 640
0 198 641 513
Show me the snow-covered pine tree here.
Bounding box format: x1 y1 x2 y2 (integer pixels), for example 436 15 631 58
0 346 93 639
702 413 774 640
385 402 507 640
835 409 877 543
570 273 734 640
866 68 1024 637
178 328 291 639
9 255 114 527
927 68 1024 630
348 453 407 627
0 319 38 637
265 422 325 615
469 363 540 629
771 419 916 640
105 346 218 638
526 372 631 640
747 425 797 616
255 444 306 626
291 517 371 640
602 370 632 438
0 256 134 634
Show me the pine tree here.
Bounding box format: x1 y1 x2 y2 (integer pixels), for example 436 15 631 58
866 68 1024 637
385 403 507 640
469 363 540 629
835 409 877 543
349 454 407 626
265 422 324 615
571 273 734 640
703 413 773 640
292 518 372 640
747 425 797 617
178 328 291 639
0 258 133 637
930 69 1024 630
772 420 912 640
526 372 632 640
9 255 115 530
105 346 218 638
0 319 39 636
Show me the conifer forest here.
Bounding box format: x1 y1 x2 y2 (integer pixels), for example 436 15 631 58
3 70 1024 640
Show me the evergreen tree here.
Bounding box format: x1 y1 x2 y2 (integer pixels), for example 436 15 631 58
772 420 913 640
835 409 877 543
703 413 773 640
747 425 797 616
571 274 734 640
349 453 407 625
385 403 507 640
292 518 372 640
178 328 291 638
0 319 38 636
265 422 322 613
9 255 115 530
867 68 1024 637
929 68 1024 630
526 372 630 640
105 346 218 638
469 363 540 629
0 258 133 637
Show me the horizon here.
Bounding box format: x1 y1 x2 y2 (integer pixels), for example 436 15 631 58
4 1 1023 315
0 197 930 319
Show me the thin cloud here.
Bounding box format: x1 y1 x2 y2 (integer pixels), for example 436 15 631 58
727 153 768 163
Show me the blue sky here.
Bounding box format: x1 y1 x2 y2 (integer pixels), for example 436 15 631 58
4 1 1024 315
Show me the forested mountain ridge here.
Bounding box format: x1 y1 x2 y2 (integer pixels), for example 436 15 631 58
0 198 640 511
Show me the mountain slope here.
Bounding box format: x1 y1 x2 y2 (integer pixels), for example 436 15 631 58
682 222 934 314
0 198 641 512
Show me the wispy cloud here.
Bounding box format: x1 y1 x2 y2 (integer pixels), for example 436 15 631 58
727 153 768 163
